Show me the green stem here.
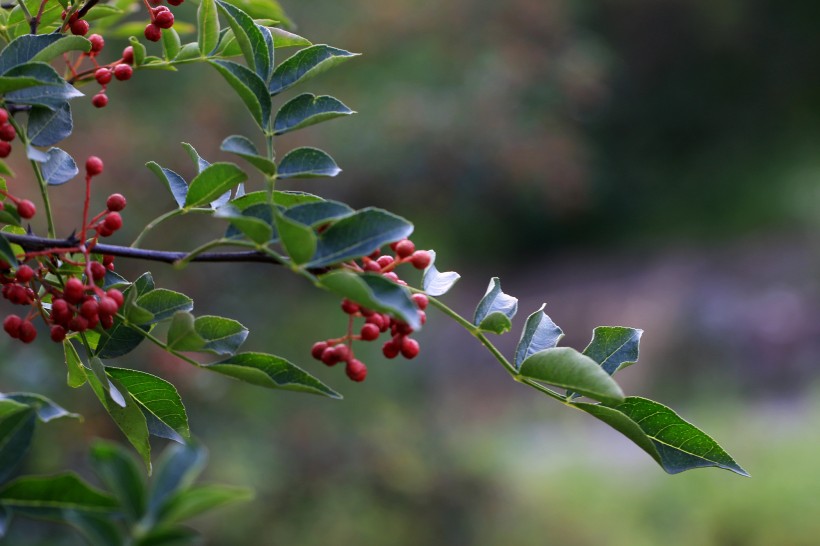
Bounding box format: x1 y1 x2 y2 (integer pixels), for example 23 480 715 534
121 317 203 368
6 114 56 237
15 0 33 26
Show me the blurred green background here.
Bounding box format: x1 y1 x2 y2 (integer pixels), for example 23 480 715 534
3 0 820 543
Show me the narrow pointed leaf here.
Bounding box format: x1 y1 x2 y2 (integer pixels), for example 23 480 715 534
40 147 78 185
134 527 199 546
63 340 87 388
62 511 124 546
273 93 354 135
583 326 643 376
319 270 421 330
89 440 147 522
197 0 219 55
180 142 210 174
205 352 341 398
0 405 35 483
473 277 518 334
128 37 146 66
421 250 460 296
575 397 749 476
269 27 311 48
514 305 564 369
158 484 253 526
0 473 118 511
30 36 91 63
519 347 625 405
89 357 126 408
220 135 276 176
216 0 270 81
209 59 271 128
277 147 340 178
136 289 194 324
27 104 72 147
275 213 315 265
269 44 358 95
161 27 181 61
106 367 190 441
0 234 19 267
148 442 207 514
184 162 247 208
0 393 80 423
146 162 188 208
307 208 413 268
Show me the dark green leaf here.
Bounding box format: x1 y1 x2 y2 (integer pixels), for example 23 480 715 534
0 393 80 423
275 213 315 265
215 204 274 244
514 305 564 369
0 234 19 267
89 440 146 522
0 473 118 511
574 397 750 476
269 27 311 48
282 200 352 226
268 44 358 95
519 347 625 405
158 484 252 526
184 162 247 208
209 59 271 128
0 403 35 483
123 288 155 325
62 510 124 546
166 312 205 352
583 326 643 376
39 147 78 186
277 147 340 178
4 62 82 110
134 526 200 546
27 104 72 147
421 250 460 296
106 367 190 440
319 271 421 330
205 352 341 398
0 74 55 94
146 162 188 209
473 277 518 334
136 289 194 324
232 190 322 210
197 0 219 55
307 208 413 267
219 0 293 27
89 357 126 408
62 340 87 388
161 27 182 60
166 312 248 355
273 93 354 135
0 505 10 537
148 442 207 514
175 42 200 62
220 135 276 176
180 142 210 174
0 34 88 74
216 0 271 81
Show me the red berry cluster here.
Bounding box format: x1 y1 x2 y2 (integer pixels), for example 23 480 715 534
144 2 181 42
310 239 432 382
0 108 16 159
62 10 90 37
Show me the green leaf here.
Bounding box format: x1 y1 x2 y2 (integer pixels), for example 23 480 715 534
518 347 625 405
158 484 252 526
39 147 78 186
205 353 341 398
0 505 10 537
215 204 273 244
62 510 124 546
146 162 187 209
180 142 210 174
123 288 155 325
89 440 147 522
277 147 340 179
268 44 359 95
219 0 293 27
184 162 247 208
273 93 354 135
220 135 276 176
0 473 118 512
106 367 190 442
134 527 200 546
216 0 271 81
275 213 315 265
30 36 91 63
574 397 750 476
473 277 518 334
283 200 353 226
421 250 460 297
0 74 57 94
86 371 151 472
0 34 88 74
208 59 271 129
136 289 194 324
0 403 35 483
319 271 421 330
166 312 205 352
583 326 643 376
0 233 19 267
0 393 80 423
175 42 201 62
307 208 413 267
224 202 276 241
4 62 83 110
89 357 126 408
269 27 311 48
148 442 207 515
27 103 72 147
63 340 87 388
514 305 564 369
161 27 182 61
197 0 220 55
128 37 146 66
167 312 248 355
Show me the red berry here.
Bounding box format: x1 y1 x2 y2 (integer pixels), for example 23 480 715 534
333 344 351 362
144 23 161 42
394 321 413 336
311 341 328 360
320 346 341 366
94 68 112 85
167 0 183 5
3 315 21 338
80 299 99 320
0 109 8 124
90 261 106 281
400 337 420 359
92 93 108 108
395 239 415 259
412 293 429 310
363 260 381 272
64 278 85 304
382 339 400 359
106 193 127 212
18 321 36 343
106 289 124 307
98 296 118 316
51 299 71 325
103 212 122 231
154 10 174 29
100 314 114 329
345 359 367 382
85 156 104 176
15 265 34 283
341 299 360 315
360 323 380 341
68 315 88 332
382 272 399 282
70 19 89 36
89 34 104 53
0 123 16 142
113 64 133 81
17 200 35 219
410 251 432 270
0 141 10 158
96 224 113 238
50 325 66 342
122 46 134 65
376 255 394 269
